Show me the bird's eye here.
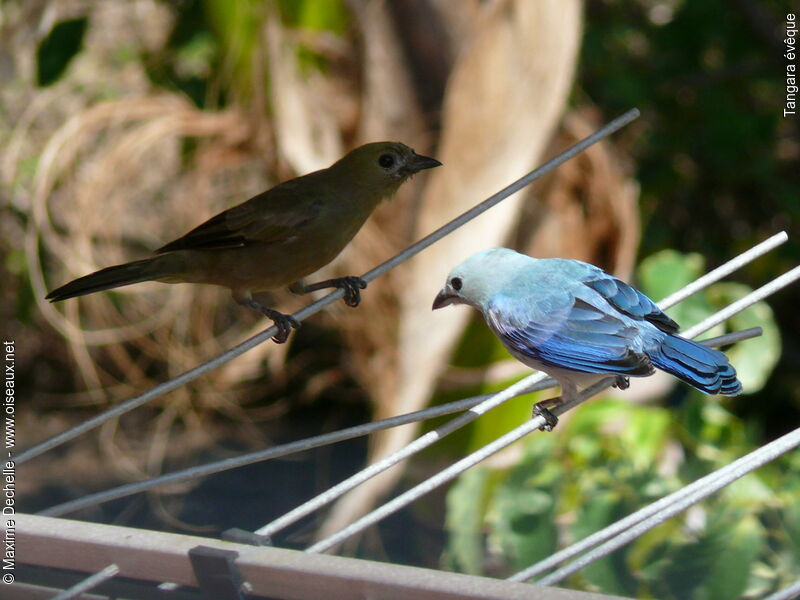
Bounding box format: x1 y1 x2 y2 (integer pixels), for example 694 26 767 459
378 153 396 169
451 277 463 291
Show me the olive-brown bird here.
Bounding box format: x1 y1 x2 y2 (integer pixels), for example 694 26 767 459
46 142 441 342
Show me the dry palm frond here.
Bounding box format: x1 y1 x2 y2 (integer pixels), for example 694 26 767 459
319 0 586 542
520 106 640 280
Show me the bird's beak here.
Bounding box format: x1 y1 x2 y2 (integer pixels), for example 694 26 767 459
408 152 442 173
432 289 457 310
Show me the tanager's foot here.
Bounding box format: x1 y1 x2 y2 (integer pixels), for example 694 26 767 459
613 376 630 390
266 311 300 344
237 299 299 343
532 396 563 432
290 276 367 307
333 276 367 307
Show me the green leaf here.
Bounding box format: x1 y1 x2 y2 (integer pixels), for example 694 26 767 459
571 491 635 595
296 0 348 33
704 513 765 600
443 468 494 574
466 385 538 453
491 466 558 569
563 397 629 437
637 249 704 300
450 315 514 368
620 406 671 470
781 492 800 551
37 17 88 86
721 472 775 507
637 249 720 335
203 0 261 98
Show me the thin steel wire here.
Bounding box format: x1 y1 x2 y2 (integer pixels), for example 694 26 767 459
38 328 761 518
306 262 800 553
526 426 800 586
655 232 787 309
258 370 548 537
507 353 771 583
763 580 800 600
682 265 800 339
248 233 786 538
15 108 641 466
51 563 119 600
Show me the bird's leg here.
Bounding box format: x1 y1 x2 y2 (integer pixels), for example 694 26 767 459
289 277 367 308
613 376 630 390
532 381 578 432
532 397 562 432
233 291 299 344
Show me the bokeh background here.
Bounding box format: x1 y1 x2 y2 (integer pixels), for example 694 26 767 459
2 0 798 597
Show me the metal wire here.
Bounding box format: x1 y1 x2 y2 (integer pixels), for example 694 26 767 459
39 382 557 517
258 370 548 537
38 328 760 518
507 366 771 582
763 580 800 600
51 563 119 600
15 108 641 467
246 233 786 539
305 261 799 553
682 265 800 339
524 426 800 586
656 232 788 309
305 378 603 553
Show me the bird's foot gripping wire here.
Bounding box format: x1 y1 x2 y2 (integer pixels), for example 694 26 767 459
237 298 300 343
613 376 630 390
290 276 368 308
532 397 562 432
334 276 368 307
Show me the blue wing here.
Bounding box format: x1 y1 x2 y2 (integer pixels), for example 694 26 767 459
583 275 679 333
486 294 655 376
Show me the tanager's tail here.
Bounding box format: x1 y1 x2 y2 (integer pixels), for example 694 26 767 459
648 333 742 396
46 258 161 302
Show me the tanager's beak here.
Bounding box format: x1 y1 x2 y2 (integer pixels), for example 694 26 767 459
432 288 457 310
408 152 442 173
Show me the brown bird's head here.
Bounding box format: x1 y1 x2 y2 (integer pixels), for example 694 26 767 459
332 141 441 196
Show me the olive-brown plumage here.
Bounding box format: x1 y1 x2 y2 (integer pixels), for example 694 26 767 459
46 141 441 342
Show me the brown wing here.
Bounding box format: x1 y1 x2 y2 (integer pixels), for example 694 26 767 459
155 182 320 254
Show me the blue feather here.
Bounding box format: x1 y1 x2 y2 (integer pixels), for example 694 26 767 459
649 334 742 395
583 276 679 333
486 296 654 376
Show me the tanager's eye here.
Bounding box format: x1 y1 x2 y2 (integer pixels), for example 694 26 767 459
451 277 463 291
378 153 396 169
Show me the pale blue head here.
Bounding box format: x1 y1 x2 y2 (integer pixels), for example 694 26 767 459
432 248 532 311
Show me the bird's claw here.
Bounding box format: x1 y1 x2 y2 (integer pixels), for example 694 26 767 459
335 276 367 307
269 312 301 343
238 298 300 343
533 403 559 432
613 376 630 390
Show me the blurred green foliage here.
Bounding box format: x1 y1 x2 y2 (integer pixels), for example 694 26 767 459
581 0 798 257
138 0 347 107
444 396 799 598
579 0 799 437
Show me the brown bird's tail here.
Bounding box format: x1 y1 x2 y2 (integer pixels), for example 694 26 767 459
46 258 160 302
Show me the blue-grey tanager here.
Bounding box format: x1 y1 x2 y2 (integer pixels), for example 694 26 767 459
432 248 741 429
